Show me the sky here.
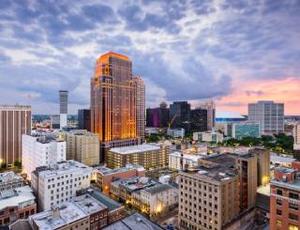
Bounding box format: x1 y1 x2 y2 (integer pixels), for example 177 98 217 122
0 0 299 115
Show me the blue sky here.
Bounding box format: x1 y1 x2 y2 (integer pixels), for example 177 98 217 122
0 0 300 114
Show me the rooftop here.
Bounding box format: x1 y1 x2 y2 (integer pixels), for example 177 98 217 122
143 183 174 195
112 177 157 192
0 171 23 184
109 144 160 155
181 154 238 182
30 203 87 230
33 160 92 178
169 151 205 162
103 213 163 230
87 189 122 211
270 154 295 164
94 164 144 176
0 186 35 210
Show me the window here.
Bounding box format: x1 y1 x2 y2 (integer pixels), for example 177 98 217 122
276 220 282 228
289 192 299 200
288 224 299 230
289 213 298 221
276 209 282 215
276 199 282 205
289 203 299 210
277 189 283 195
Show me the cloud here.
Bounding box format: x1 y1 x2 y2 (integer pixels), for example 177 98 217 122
0 0 299 114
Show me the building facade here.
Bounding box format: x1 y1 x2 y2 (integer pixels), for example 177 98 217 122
106 144 169 170
293 123 300 159
132 76 145 143
190 109 208 132
0 105 31 167
0 186 36 227
78 109 91 131
232 122 260 140
197 100 215 130
59 90 68 129
64 130 100 166
31 160 92 211
146 102 169 128
169 101 191 132
193 131 224 143
22 134 66 180
270 161 300 230
90 52 145 162
248 101 284 135
0 171 24 191
93 164 145 195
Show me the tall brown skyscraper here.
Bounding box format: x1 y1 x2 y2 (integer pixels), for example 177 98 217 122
0 105 31 167
91 52 145 162
133 75 145 142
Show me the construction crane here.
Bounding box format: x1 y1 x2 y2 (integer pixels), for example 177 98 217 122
168 114 178 129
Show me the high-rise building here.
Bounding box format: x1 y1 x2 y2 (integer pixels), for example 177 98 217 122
197 100 215 130
270 161 300 230
0 105 31 167
190 108 208 132
91 52 144 162
31 160 92 211
248 101 284 135
132 76 145 142
293 123 300 159
22 133 66 180
59 90 68 128
169 101 191 132
64 129 100 166
146 102 170 128
78 109 91 131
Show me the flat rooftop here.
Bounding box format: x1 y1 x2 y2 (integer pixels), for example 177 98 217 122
94 164 144 176
72 194 107 215
30 203 87 230
33 160 92 178
0 186 35 210
112 177 157 192
271 154 295 164
103 213 163 230
182 154 238 182
109 144 160 155
87 189 122 211
169 151 205 162
0 171 23 183
143 183 174 195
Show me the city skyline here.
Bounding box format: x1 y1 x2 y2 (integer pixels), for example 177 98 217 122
0 1 300 115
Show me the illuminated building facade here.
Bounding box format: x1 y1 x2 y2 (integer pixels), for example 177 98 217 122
91 52 144 162
0 105 31 167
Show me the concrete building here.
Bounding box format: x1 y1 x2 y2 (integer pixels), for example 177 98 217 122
59 90 68 129
93 164 145 195
167 128 185 138
270 161 300 230
169 101 191 132
190 108 208 132
31 160 92 211
178 154 240 230
91 52 144 162
50 115 60 129
248 101 284 135
232 122 260 139
78 109 91 131
106 144 169 170
168 151 204 170
64 130 100 166
0 171 24 191
193 130 224 143
133 76 145 143
22 134 66 180
0 186 36 227
249 148 270 186
0 105 31 167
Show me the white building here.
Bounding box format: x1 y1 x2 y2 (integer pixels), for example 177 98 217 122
138 183 178 216
169 151 206 170
22 134 66 180
293 123 300 151
167 128 185 138
193 131 224 143
0 171 24 191
31 160 92 211
248 101 284 135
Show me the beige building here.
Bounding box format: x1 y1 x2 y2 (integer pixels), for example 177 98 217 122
64 130 100 166
179 154 240 230
107 144 169 170
249 147 270 186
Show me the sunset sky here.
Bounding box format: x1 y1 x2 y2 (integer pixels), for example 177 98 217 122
0 0 299 115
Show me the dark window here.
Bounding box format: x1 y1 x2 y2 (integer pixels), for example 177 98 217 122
277 189 283 195
289 213 298 220
289 203 299 210
276 209 282 215
276 199 282 205
289 192 299 200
